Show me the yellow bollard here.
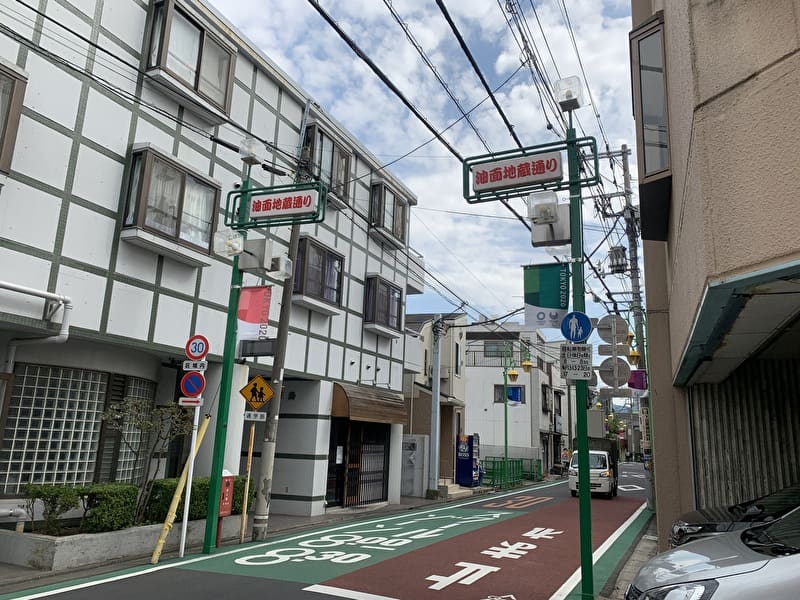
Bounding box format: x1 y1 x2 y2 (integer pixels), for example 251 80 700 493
151 414 212 564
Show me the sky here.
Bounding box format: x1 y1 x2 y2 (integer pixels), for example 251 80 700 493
206 0 640 343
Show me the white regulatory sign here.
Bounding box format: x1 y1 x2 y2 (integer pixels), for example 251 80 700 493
178 396 203 407
244 411 267 421
182 360 208 371
560 343 592 380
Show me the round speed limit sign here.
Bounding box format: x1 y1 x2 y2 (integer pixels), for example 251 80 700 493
185 334 210 361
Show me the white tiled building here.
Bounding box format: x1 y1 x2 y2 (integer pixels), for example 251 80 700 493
0 0 425 517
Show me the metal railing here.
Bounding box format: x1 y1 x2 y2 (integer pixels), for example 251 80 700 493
482 457 542 488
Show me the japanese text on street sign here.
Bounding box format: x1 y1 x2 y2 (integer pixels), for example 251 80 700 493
560 343 592 380
250 190 318 219
471 152 562 194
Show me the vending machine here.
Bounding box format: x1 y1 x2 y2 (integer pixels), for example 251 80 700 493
455 433 481 487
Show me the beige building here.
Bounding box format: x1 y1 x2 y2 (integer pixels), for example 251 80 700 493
630 1 800 548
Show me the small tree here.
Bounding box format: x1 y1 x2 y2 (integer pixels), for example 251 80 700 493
103 398 193 523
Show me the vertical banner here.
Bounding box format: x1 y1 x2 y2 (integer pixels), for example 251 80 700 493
524 263 570 328
237 286 272 344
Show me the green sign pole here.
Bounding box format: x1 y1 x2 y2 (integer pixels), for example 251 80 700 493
567 113 594 598
203 165 251 553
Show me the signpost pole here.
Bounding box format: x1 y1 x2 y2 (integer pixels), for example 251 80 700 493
203 166 251 553
179 405 200 557
567 112 594 599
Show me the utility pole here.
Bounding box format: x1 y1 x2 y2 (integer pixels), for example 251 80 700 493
621 144 646 369
427 315 442 498
252 101 312 540
251 222 299 540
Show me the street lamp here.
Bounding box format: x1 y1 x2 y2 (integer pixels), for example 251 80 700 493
553 74 594 600
501 342 531 489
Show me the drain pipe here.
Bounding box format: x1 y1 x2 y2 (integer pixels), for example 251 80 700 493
1 281 73 374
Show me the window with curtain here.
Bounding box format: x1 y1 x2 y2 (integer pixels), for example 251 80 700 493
0 61 27 175
369 181 408 246
365 276 403 331
293 237 344 307
147 0 233 112
123 147 219 253
304 124 350 204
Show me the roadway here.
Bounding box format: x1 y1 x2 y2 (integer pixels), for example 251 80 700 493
0 462 651 600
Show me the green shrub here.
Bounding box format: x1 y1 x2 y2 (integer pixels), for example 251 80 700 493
143 476 253 523
80 483 138 533
22 484 80 535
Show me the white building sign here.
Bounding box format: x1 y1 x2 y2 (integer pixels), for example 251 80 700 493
471 152 563 194
560 343 592 380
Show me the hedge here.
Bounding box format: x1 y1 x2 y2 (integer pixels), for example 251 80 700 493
80 483 138 533
143 476 253 523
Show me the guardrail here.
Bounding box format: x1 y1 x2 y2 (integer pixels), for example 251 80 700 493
482 457 542 488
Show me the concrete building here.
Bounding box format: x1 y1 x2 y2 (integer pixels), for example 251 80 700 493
464 323 571 476
403 313 467 495
630 0 800 548
0 0 425 519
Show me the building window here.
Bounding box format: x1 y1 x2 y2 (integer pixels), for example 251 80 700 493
554 390 563 416
304 124 350 207
123 147 219 253
370 181 408 247
0 61 27 176
365 276 403 331
455 342 461 377
293 237 344 307
147 0 234 113
630 12 669 180
484 341 504 358
494 385 525 404
541 383 551 412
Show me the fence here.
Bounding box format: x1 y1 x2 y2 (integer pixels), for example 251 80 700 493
482 457 542 488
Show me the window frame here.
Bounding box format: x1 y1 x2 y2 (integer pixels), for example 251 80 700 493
0 60 27 176
146 0 235 115
369 180 408 248
364 275 403 333
630 11 671 183
122 145 220 255
293 236 345 309
493 384 525 404
303 123 351 208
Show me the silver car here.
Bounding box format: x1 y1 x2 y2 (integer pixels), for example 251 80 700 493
627 506 800 599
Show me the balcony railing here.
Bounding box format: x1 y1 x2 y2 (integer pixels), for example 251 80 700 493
465 349 531 368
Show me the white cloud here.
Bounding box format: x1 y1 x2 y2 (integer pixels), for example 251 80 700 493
208 0 640 329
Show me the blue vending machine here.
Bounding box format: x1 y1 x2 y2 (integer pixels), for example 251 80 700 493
455 433 480 487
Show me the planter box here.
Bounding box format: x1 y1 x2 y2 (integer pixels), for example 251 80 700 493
0 516 243 571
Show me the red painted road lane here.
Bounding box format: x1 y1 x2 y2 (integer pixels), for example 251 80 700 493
318 496 644 600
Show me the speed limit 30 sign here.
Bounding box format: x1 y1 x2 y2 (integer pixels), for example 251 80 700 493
185 334 210 361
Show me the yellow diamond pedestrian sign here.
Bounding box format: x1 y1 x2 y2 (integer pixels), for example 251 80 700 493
240 375 273 410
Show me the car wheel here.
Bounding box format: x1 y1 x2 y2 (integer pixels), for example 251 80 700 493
570 490 577 497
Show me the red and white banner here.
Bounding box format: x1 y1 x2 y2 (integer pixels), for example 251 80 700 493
237 286 272 343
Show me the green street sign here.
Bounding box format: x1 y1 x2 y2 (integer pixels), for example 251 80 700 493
462 137 599 204
225 181 328 230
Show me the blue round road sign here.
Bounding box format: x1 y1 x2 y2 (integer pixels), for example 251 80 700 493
561 311 592 343
180 371 206 397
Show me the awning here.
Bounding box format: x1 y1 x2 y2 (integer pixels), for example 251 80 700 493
332 382 408 426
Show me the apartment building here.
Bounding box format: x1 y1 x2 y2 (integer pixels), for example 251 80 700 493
0 0 425 518
630 0 800 548
463 322 570 475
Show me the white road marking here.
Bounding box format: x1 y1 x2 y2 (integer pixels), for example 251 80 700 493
548 502 648 600
303 584 400 599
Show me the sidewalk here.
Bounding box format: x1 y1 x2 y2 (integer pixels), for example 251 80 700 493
0 483 658 598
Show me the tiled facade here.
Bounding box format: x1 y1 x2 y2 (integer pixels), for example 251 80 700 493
0 0 424 517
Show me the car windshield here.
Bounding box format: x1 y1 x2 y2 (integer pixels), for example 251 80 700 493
569 453 606 469
731 484 800 520
743 505 800 555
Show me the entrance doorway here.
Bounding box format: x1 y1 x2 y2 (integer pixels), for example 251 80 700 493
326 419 390 507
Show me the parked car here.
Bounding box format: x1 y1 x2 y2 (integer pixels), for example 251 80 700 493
670 483 800 547
627 505 800 600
